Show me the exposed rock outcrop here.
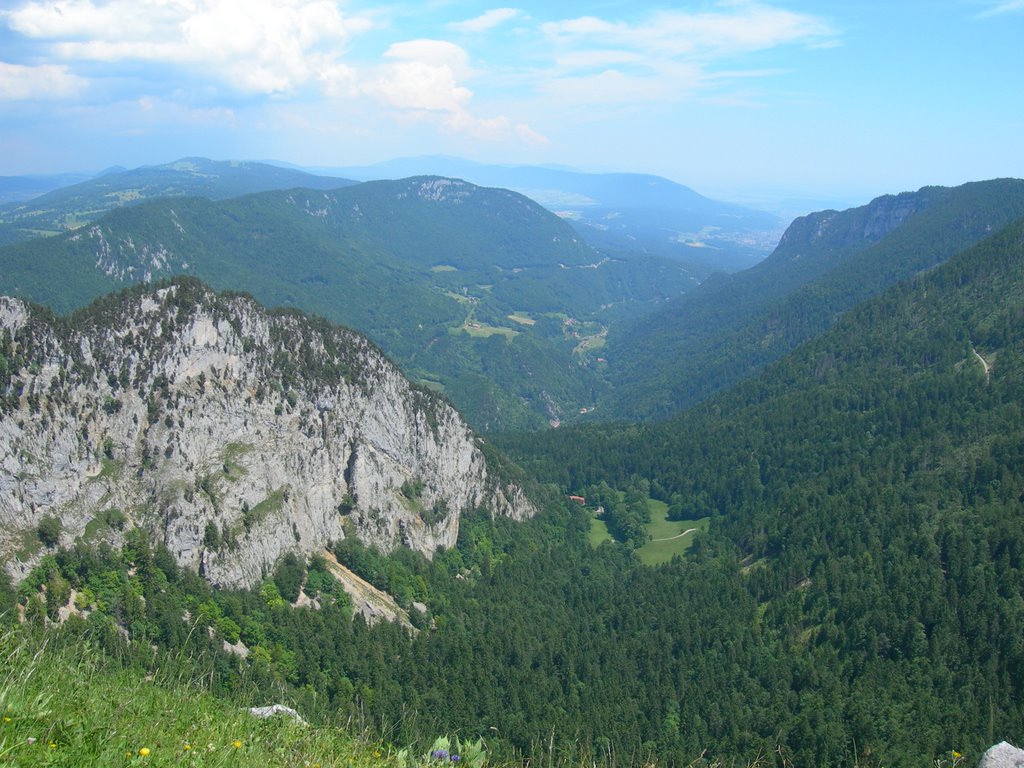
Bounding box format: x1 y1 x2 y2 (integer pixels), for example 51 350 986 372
980 742 1024 768
0 279 535 587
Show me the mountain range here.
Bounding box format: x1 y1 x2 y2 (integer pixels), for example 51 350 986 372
320 155 784 271
0 157 356 245
0 174 706 430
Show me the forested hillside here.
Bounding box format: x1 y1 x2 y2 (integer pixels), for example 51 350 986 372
7 212 1024 768
604 178 1024 420
0 177 698 430
495 214 1024 763
331 155 784 270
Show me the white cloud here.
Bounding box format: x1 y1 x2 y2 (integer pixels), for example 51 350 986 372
450 8 520 33
977 0 1024 17
365 39 472 112
535 2 835 107
3 0 373 95
542 3 835 58
364 38 546 145
0 61 86 100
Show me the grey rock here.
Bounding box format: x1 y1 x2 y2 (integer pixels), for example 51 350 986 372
0 283 535 588
248 704 305 724
979 742 1024 768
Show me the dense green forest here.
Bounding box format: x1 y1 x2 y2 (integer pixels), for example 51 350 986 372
604 178 1024 420
6 213 1024 767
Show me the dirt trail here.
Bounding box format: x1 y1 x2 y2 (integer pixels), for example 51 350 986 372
972 346 991 383
651 527 698 543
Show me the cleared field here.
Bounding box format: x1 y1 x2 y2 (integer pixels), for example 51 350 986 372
431 264 458 272
459 323 519 339
508 313 536 326
588 516 612 547
587 497 709 565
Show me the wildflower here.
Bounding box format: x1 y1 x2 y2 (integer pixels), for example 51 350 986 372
373 749 382 758
49 742 57 749
26 737 36 745
432 749 449 761
139 747 151 757
184 743 192 751
451 756 461 763
2 716 11 723
953 752 962 759
233 739 243 749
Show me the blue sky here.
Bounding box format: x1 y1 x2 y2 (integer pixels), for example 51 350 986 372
0 0 1021 201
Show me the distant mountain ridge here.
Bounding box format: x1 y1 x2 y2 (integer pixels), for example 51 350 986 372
0 157 357 244
603 178 1024 420
322 155 784 271
0 171 96 205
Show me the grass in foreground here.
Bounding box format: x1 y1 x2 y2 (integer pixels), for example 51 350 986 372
0 625 398 767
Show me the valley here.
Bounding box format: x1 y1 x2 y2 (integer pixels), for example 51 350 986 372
2 158 1024 768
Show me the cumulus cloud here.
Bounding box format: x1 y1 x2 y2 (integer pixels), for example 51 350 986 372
0 61 86 100
364 38 546 144
3 0 372 95
450 8 521 33
365 39 472 112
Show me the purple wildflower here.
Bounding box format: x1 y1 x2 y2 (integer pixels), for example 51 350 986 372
451 756 461 763
432 750 449 761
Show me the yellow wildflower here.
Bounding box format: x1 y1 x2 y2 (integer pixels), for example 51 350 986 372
184 743 192 751
233 739 243 749
139 747 151 757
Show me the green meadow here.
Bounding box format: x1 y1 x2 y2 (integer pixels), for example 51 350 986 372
587 498 709 565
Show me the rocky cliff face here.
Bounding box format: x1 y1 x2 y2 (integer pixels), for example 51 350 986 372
0 279 535 587
775 187 937 254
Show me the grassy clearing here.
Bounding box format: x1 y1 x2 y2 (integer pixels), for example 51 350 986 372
431 265 458 273
636 502 710 566
586 498 709 565
457 324 519 339
588 517 612 547
507 314 535 326
444 292 475 305
0 626 401 768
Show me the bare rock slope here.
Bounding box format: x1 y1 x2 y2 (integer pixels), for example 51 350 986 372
0 279 534 586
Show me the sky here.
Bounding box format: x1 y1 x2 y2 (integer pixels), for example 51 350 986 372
0 0 1022 202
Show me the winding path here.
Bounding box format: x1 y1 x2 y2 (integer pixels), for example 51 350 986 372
972 346 991 384
651 527 698 543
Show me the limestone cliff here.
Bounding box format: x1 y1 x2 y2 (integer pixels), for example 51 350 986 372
0 279 535 587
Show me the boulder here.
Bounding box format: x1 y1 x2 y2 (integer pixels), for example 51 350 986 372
979 742 1024 768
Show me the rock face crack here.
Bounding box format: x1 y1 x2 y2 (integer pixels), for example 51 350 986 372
0 282 536 587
